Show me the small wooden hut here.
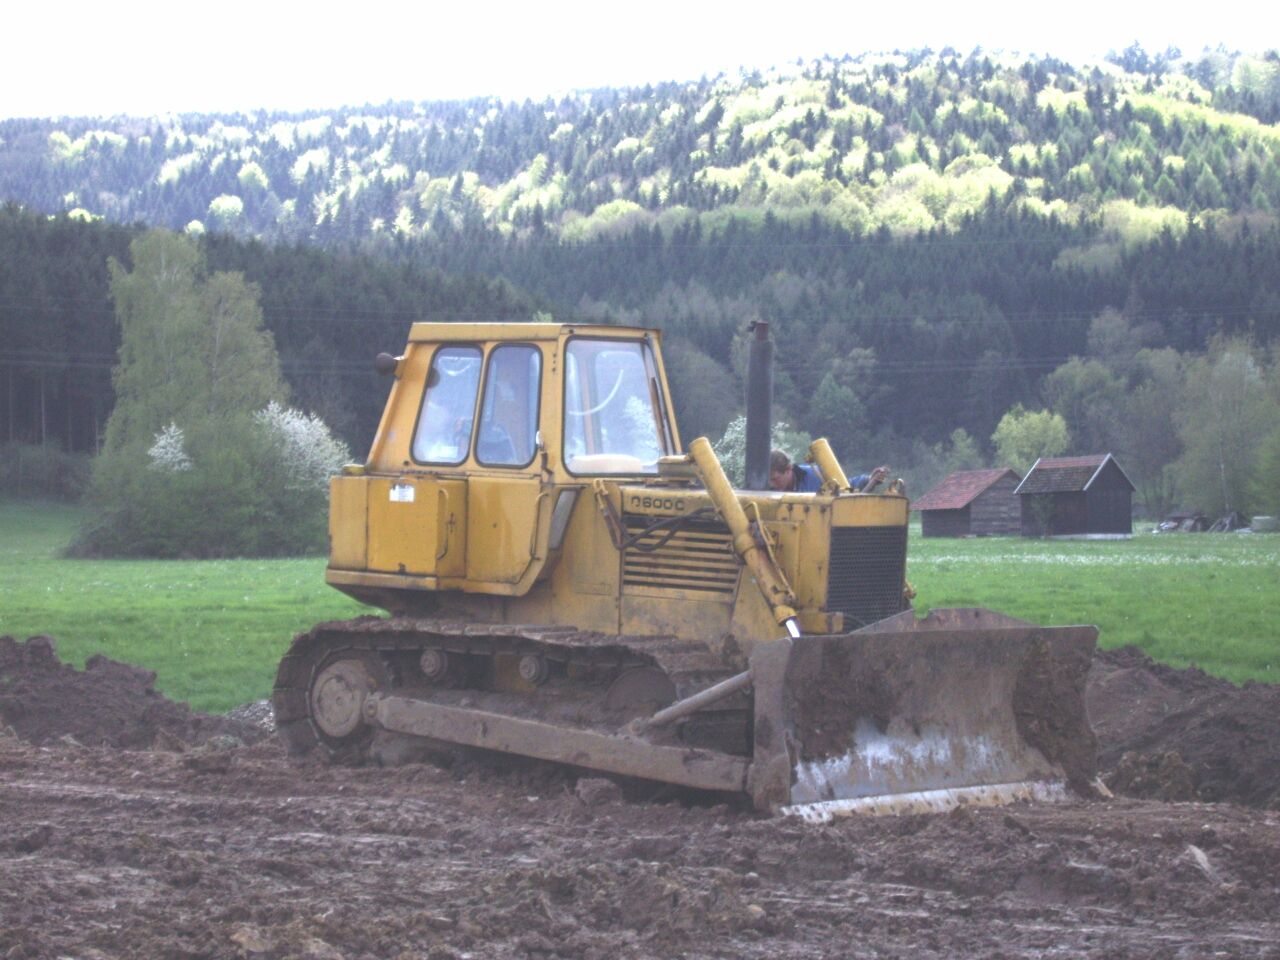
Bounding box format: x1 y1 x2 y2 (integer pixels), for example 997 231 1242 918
1014 454 1135 538
912 468 1022 537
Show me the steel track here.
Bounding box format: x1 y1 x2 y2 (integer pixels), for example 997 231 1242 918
272 616 749 765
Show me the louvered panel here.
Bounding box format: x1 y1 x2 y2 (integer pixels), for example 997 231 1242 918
622 516 739 596
827 525 908 629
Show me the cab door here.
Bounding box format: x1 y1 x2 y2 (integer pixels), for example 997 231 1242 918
367 344 482 578
464 343 549 588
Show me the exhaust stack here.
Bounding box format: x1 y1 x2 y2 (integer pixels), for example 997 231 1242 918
745 321 773 490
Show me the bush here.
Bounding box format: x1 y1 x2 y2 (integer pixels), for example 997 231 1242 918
0 443 91 501
1251 425 1280 518
73 408 349 558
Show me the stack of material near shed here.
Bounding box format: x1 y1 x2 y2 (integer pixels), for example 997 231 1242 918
912 468 1022 537
1014 453 1135 538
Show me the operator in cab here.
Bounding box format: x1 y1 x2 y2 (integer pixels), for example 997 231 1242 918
768 450 888 493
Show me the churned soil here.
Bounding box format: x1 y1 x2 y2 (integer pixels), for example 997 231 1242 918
1 635 1279 959
1088 645 1280 809
0 635 267 749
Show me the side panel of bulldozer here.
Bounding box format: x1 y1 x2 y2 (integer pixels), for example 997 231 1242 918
329 476 368 570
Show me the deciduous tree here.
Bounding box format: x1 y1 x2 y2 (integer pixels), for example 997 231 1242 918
102 230 285 452
1042 357 1126 454
1174 338 1276 516
1119 348 1185 518
79 230 343 557
991 405 1070 473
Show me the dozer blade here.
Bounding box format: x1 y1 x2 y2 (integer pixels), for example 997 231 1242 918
747 609 1098 821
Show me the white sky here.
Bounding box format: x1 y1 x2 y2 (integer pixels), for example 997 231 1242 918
1 0 1272 120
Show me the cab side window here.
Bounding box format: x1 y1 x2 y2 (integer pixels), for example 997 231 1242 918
412 346 482 464
476 344 542 466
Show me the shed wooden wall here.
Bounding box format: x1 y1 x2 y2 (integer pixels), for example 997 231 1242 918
921 507 970 537
969 474 1021 536
1084 461 1133 534
1021 492 1087 537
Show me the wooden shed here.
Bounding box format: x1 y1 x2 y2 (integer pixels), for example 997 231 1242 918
1014 454 1135 538
912 468 1022 537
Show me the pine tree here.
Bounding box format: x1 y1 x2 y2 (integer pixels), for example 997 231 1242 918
1193 166 1228 209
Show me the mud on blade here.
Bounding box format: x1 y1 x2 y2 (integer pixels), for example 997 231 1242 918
747 609 1098 819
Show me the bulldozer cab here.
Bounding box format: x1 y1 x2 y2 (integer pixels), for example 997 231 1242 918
326 321 914 645
328 324 683 600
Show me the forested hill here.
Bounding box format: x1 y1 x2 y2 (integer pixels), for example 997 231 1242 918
3 46 1280 518
2 48 1279 245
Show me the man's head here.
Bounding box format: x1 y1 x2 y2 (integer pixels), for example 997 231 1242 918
768 449 792 491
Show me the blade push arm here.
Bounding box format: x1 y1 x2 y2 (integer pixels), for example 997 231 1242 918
687 437 801 638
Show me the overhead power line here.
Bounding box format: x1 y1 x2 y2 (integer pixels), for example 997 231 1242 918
1 295 1275 328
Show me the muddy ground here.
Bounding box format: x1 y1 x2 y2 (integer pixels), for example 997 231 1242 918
1 635 1278 959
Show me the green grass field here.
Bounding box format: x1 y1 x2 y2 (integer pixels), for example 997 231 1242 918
0 500 363 711
1 499 1276 712
909 528 1279 685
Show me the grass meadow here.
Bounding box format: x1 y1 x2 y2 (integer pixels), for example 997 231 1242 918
910 531 1279 685
1 499 1276 712
0 500 363 712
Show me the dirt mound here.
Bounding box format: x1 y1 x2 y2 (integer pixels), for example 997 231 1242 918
1088 646 1280 808
0 635 267 749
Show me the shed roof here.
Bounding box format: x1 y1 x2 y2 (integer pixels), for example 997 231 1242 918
912 468 1021 511
1013 454 1135 495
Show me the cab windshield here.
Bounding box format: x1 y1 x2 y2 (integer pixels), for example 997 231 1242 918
563 339 671 474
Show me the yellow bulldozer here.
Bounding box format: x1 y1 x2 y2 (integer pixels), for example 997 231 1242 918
273 321 1098 820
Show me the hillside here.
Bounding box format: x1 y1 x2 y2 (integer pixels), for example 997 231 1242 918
2 48 1278 246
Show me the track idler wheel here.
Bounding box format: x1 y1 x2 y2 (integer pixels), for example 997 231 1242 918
311 659 377 740
312 653 386 762
274 645 387 763
518 653 550 686
419 648 450 682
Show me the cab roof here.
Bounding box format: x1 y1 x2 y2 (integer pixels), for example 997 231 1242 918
407 322 662 343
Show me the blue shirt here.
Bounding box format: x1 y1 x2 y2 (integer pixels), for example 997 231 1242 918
792 463 873 492
791 463 823 492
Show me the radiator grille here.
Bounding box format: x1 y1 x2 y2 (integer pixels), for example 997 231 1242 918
827 525 909 629
622 516 738 596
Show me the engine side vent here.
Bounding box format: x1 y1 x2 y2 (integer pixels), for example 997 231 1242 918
622 516 738 597
827 525 909 629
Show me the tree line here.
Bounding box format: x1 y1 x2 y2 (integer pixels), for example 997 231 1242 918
3 203 1278 520
0 203 539 460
